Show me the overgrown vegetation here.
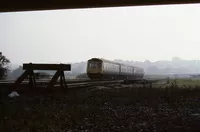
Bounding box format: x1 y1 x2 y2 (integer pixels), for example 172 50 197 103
1 84 200 131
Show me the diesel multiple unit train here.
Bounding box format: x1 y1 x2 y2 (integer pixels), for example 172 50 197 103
87 58 144 80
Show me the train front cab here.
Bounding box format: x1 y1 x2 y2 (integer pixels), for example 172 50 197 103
87 59 103 79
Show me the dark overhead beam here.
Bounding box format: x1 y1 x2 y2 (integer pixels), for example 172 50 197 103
1 0 200 12
23 63 71 71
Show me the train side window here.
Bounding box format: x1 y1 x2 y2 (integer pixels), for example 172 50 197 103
104 63 107 70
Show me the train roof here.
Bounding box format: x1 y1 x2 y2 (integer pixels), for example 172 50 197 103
88 58 119 65
88 58 143 70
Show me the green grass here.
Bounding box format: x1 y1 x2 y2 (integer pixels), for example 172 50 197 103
144 74 169 79
169 78 200 86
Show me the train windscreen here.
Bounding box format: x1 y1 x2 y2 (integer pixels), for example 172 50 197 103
89 62 97 68
88 61 101 69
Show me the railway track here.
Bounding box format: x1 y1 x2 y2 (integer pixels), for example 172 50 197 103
0 78 167 85
0 78 90 84
0 78 168 92
0 79 124 89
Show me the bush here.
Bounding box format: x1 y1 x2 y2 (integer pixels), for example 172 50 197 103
0 52 10 80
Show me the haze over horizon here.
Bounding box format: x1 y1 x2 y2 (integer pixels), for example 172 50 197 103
1 4 200 65
7 56 200 68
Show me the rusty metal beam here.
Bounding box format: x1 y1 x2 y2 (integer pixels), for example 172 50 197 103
1 0 200 12
23 63 71 71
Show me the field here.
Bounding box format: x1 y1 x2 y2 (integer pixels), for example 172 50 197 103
1 79 200 131
170 78 200 86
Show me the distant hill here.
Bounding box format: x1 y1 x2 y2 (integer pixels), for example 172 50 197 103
114 57 200 75
7 57 200 79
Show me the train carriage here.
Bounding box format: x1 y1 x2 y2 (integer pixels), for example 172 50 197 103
87 58 120 79
87 58 144 80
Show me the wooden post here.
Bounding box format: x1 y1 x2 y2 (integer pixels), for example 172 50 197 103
61 71 68 89
12 70 30 91
60 71 63 88
12 63 71 91
47 70 60 89
46 70 68 89
29 71 33 88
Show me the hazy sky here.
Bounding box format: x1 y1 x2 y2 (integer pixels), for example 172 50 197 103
1 4 200 65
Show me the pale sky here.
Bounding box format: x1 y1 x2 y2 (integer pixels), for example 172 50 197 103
1 4 200 65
